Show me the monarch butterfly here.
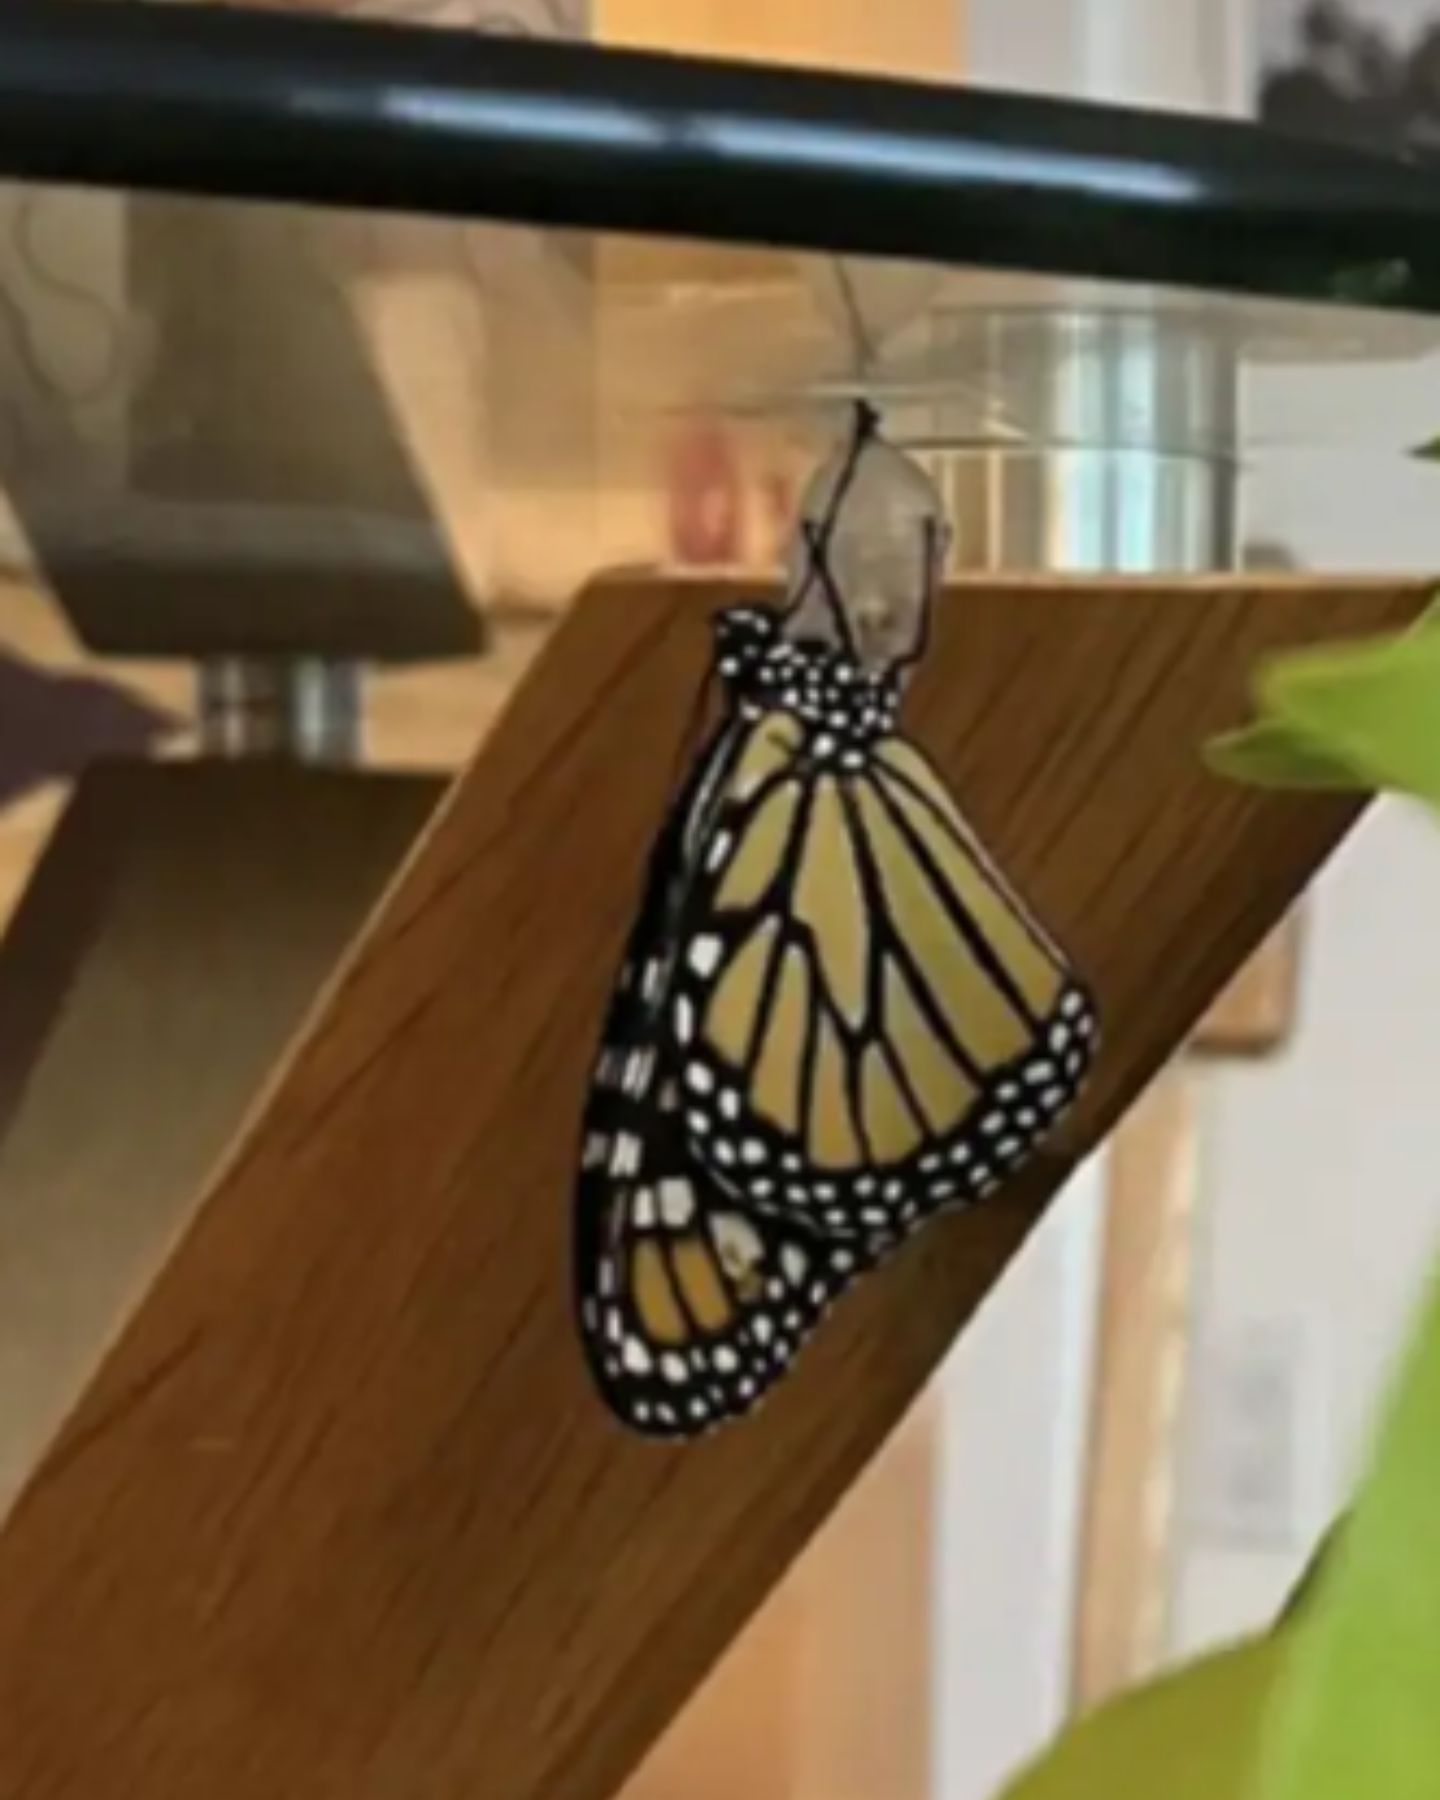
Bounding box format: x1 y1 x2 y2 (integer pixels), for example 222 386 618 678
576 408 1096 1437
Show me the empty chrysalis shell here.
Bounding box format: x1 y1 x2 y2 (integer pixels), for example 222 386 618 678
784 411 954 673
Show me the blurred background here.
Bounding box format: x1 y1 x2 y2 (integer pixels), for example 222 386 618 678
2 3 1440 1799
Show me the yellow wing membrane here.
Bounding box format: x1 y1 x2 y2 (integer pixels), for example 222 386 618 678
670 709 1095 1240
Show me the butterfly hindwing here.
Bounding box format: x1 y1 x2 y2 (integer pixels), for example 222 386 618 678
577 1068 873 1437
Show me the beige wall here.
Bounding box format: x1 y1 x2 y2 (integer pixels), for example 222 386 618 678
597 0 959 73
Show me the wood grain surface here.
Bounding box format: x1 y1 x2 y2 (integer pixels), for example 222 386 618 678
0 765 442 1517
0 575 1426 1800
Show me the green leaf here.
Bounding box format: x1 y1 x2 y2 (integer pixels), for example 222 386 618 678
1259 626 1440 805
1410 436 1440 462
1207 605 1440 804
1277 1514 1348 1626
1205 720 1370 790
1251 1259 1440 1800
996 1636 1287 1800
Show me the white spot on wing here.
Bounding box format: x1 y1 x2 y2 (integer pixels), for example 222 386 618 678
712 1211 764 1277
659 1179 695 1227
610 1132 642 1177
688 935 724 978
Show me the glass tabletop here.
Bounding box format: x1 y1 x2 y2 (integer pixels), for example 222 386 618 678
2 0 1439 686
2 180 1439 628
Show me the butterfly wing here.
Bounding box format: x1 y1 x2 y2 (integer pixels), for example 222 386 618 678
667 714 1097 1241
577 1070 872 1436
574 601 1096 1435
575 709 873 1435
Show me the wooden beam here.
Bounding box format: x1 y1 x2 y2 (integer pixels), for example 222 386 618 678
1070 1069 1198 1710
1196 919 1302 1055
0 574 1424 1800
0 765 442 1517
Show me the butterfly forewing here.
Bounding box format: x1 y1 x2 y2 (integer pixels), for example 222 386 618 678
667 691 1096 1241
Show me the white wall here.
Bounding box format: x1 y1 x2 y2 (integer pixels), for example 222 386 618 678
965 0 1246 110
1168 323 1440 1652
931 1162 1105 1800
1172 800 1440 1653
